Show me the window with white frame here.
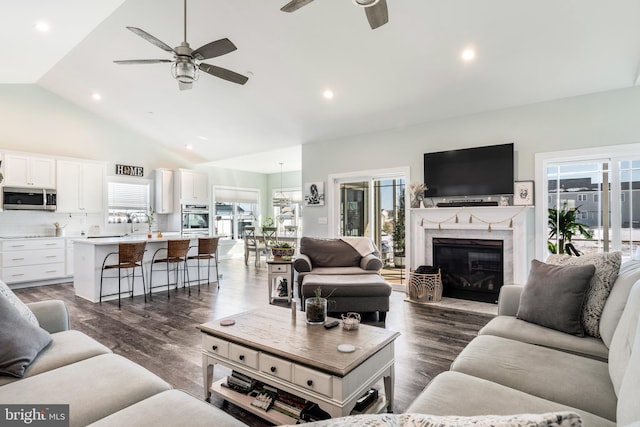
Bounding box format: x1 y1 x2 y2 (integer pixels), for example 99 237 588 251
214 187 259 240
537 145 640 259
107 180 151 227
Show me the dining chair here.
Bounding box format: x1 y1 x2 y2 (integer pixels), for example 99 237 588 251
262 226 278 259
99 241 147 308
244 226 266 267
149 239 191 299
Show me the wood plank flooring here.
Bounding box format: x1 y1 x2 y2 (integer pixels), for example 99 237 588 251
14 258 494 426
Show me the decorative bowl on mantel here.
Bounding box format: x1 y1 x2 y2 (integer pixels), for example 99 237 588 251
272 247 295 260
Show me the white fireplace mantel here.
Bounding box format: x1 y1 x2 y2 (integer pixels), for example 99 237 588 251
410 206 535 285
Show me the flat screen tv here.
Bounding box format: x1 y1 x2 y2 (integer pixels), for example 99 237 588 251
424 143 514 198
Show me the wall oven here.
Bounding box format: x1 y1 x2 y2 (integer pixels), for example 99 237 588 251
3 187 57 211
181 204 210 236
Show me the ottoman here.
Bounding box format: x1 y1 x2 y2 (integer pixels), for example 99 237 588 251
301 273 392 321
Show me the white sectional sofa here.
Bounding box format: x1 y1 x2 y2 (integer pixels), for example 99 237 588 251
0 297 244 427
405 260 640 426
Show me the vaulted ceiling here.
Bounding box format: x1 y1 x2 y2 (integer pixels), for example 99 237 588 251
4 1 640 173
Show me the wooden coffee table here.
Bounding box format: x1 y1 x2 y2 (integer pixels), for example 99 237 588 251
198 306 400 424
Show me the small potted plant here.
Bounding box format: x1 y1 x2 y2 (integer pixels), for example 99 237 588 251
271 241 295 260
146 207 156 238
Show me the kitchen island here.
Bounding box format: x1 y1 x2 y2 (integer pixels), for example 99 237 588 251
73 235 214 303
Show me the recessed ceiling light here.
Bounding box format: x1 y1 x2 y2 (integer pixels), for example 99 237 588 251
186 144 193 150
34 21 50 32
461 48 476 62
322 89 334 100
197 136 209 141
91 93 102 101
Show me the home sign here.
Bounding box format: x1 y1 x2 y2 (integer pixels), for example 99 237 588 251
115 164 144 177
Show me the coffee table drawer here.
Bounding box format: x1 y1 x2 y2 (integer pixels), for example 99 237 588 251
293 365 332 397
202 335 229 358
260 353 292 382
229 343 259 369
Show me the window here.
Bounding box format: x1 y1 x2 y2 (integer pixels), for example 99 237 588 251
214 187 259 240
107 180 150 226
537 144 640 259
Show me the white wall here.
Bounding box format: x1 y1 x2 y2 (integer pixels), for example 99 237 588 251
301 85 640 236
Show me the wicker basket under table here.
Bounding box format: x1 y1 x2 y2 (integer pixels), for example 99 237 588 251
408 269 442 303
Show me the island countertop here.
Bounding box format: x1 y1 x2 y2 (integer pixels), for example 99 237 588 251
72 234 216 246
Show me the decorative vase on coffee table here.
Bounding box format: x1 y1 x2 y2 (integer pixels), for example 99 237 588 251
305 297 327 324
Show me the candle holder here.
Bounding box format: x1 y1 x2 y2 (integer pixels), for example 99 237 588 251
341 312 361 331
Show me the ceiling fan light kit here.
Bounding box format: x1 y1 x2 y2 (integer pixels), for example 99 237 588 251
114 0 248 90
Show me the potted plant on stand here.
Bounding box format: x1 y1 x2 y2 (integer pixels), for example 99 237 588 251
271 241 295 261
392 195 406 268
548 202 592 255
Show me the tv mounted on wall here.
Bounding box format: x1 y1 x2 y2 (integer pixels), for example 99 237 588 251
424 143 514 198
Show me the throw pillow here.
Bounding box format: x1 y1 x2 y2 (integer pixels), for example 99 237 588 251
281 412 581 426
0 279 39 326
517 260 595 336
0 296 52 378
546 252 621 338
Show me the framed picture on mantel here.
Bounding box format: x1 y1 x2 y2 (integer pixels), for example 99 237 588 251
514 181 534 206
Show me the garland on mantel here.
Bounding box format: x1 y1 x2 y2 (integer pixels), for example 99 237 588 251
419 207 528 232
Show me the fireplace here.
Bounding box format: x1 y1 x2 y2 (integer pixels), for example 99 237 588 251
433 238 504 303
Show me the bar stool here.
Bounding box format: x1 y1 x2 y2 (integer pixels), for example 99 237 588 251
149 239 191 300
186 237 220 293
99 241 147 308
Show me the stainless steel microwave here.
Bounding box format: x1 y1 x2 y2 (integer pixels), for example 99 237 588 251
2 187 57 211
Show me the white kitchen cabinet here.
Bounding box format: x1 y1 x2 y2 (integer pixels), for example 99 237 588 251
0 238 66 284
175 169 209 205
154 169 174 213
3 154 55 188
56 160 106 213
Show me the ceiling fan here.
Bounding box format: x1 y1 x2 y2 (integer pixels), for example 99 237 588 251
281 0 389 30
114 0 248 90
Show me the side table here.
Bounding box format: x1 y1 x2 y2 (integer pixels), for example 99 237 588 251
267 259 294 303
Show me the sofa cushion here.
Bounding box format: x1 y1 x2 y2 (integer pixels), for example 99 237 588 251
405 371 613 427
300 237 361 267
0 330 112 386
301 274 392 298
547 252 621 337
87 390 245 427
0 279 38 326
283 412 582 426
517 260 595 336
0 296 52 378
608 280 640 397
478 316 609 361
616 314 640 425
451 335 616 421
0 353 171 427
600 260 640 347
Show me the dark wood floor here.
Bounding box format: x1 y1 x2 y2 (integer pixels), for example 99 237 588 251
14 258 494 426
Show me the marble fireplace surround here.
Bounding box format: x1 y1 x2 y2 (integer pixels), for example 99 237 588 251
410 206 535 286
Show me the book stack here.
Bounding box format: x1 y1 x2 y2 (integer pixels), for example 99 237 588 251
271 389 306 419
226 371 256 393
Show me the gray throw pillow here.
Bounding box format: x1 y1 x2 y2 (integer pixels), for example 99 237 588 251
546 252 621 338
0 296 52 378
0 280 39 326
517 260 595 336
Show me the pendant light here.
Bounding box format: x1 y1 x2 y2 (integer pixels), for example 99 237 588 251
273 163 291 208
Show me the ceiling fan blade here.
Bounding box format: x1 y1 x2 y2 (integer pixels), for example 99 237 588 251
365 0 389 29
178 81 193 91
113 59 172 65
281 0 315 12
193 38 237 60
126 27 174 53
199 63 248 85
